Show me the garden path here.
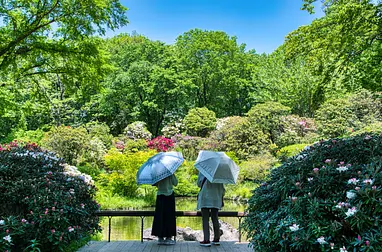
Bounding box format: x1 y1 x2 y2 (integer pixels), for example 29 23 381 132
77 241 252 252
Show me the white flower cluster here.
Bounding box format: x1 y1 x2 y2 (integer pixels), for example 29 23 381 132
347 178 359 185
14 150 60 161
345 207 357 217
296 154 307 161
289 224 300 232
317 236 327 245
340 247 348 252
3 235 11 243
335 202 350 209
336 166 348 172
63 164 94 185
346 191 356 199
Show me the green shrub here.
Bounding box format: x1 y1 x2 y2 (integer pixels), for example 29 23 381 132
225 181 257 200
42 126 90 165
243 134 382 251
239 152 278 182
77 164 102 178
276 143 310 162
247 101 291 143
184 107 217 137
276 115 318 147
0 142 100 252
5 128 46 146
172 135 220 160
350 121 382 136
103 149 156 197
124 138 148 152
123 121 152 140
85 122 113 148
174 161 199 196
316 90 382 138
211 117 271 159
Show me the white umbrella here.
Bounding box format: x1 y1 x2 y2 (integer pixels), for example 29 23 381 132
194 151 239 184
136 152 184 185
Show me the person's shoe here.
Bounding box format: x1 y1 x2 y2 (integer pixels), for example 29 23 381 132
211 239 220 246
158 237 165 245
164 239 176 245
199 240 211 247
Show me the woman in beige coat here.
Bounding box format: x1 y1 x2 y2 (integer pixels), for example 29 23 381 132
197 172 225 247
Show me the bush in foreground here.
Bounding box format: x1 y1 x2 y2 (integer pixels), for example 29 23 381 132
0 142 101 251
243 134 382 251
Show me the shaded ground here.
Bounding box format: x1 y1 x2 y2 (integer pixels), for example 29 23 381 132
77 241 252 252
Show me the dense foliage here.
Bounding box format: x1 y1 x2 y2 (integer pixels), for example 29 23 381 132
243 134 382 251
0 142 100 251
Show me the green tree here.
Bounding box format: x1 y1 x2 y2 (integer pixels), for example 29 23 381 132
175 29 255 117
100 34 191 135
252 48 323 116
0 0 127 80
287 0 382 93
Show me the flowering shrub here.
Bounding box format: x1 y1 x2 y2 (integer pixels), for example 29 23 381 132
161 120 185 138
276 115 318 147
123 121 152 140
0 142 101 251
147 136 174 152
243 134 382 251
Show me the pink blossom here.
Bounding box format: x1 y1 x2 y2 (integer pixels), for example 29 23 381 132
313 168 319 174
366 240 370 247
51 229 55 233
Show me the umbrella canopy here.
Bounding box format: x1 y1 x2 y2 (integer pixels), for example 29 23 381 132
136 152 184 185
194 151 240 184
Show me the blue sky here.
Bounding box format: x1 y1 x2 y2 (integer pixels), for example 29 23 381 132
106 1 324 54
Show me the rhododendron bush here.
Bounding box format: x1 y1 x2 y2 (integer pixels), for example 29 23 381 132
0 142 101 251
243 134 382 251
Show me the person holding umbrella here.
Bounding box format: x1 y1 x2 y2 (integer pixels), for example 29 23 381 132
152 174 178 245
194 151 240 247
197 172 225 247
136 152 184 245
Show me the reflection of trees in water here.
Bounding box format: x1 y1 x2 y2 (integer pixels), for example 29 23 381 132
100 197 246 241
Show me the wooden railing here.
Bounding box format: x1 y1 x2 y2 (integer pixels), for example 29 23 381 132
96 210 247 243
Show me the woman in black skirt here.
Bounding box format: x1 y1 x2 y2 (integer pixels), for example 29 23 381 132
152 174 178 245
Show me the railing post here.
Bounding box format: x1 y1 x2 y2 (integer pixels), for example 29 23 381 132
108 216 112 242
238 216 242 243
140 216 145 243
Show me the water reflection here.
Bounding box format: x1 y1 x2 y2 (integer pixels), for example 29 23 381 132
100 197 246 241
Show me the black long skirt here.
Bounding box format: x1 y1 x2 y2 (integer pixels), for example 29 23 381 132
151 192 176 237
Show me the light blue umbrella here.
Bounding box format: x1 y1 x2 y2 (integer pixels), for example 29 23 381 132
194 151 239 184
136 152 184 185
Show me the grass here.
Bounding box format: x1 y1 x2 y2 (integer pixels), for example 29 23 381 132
95 190 155 210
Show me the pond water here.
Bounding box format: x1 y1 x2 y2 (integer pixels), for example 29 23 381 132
100 197 247 241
